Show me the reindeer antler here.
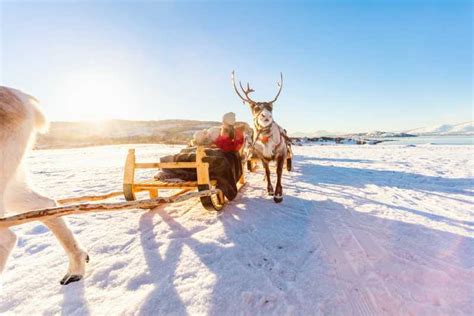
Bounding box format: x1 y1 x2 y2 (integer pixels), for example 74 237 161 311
232 71 256 104
269 72 283 104
232 71 283 104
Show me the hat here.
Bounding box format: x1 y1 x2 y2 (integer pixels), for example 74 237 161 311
222 112 236 126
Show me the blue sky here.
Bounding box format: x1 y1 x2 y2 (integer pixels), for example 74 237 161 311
0 0 472 133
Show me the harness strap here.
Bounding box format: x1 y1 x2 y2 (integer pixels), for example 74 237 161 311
245 129 262 162
247 119 291 162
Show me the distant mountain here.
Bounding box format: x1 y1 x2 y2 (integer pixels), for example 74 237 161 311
293 130 415 138
345 131 416 138
35 119 473 149
289 130 336 137
35 119 222 149
46 119 220 139
291 121 474 138
404 121 473 136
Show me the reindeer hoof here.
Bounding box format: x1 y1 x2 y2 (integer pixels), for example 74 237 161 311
268 190 274 196
274 195 283 203
60 253 89 285
60 274 83 285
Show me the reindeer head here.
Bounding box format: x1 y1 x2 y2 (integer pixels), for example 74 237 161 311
231 71 283 130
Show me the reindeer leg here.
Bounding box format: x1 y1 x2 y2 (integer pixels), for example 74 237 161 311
0 145 20 277
42 217 89 285
0 199 17 275
274 156 284 203
262 160 274 196
0 175 17 276
0 227 17 275
4 181 88 285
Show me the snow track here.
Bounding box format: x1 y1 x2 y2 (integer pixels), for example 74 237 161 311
1 144 472 315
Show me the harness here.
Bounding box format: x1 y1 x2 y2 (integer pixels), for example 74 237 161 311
243 102 292 162
246 121 285 162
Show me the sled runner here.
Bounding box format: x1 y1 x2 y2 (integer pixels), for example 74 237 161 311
0 146 246 228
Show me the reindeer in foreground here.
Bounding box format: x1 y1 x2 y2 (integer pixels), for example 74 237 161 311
0 87 88 285
232 71 290 203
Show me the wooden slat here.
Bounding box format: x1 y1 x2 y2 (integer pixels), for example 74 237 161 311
196 147 210 185
135 162 198 169
168 189 192 198
123 149 136 184
136 183 198 189
135 180 217 189
123 149 137 201
0 189 221 228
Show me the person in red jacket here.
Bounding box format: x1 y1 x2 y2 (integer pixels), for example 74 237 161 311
190 112 247 152
215 126 244 152
214 112 245 152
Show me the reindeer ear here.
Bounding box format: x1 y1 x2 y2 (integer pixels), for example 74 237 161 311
252 104 262 115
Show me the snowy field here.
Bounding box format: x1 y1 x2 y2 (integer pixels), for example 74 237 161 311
1 144 473 315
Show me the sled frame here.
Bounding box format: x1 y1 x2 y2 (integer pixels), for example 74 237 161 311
123 146 246 211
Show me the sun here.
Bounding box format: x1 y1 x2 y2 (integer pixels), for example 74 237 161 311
52 71 135 121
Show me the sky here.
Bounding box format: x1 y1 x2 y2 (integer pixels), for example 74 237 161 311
0 0 472 133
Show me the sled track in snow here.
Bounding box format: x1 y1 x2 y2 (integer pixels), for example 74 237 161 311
300 195 380 315
235 165 390 314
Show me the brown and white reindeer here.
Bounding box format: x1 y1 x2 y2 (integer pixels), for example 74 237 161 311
231 71 290 203
0 86 88 285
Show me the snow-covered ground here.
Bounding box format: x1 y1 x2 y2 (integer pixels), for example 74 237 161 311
1 144 473 315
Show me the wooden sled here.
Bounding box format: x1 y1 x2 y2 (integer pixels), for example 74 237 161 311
0 146 245 228
123 146 245 211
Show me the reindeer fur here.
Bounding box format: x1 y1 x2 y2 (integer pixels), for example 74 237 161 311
0 86 88 285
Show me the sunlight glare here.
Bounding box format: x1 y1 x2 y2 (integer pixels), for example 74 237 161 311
53 71 135 121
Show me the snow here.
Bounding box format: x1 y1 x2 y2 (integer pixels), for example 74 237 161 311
1 144 473 315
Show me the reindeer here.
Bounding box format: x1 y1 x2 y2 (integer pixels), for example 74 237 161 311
0 86 88 285
231 71 290 203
